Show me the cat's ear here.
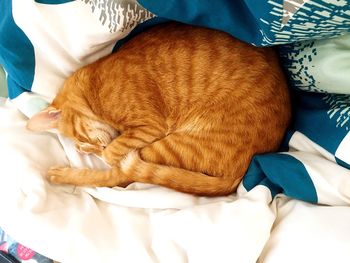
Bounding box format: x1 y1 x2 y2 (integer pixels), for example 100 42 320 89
26 107 61 132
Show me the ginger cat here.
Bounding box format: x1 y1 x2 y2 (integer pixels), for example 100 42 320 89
27 22 291 196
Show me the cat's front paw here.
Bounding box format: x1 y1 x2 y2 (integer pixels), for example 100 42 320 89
75 142 104 156
47 166 73 185
47 166 91 186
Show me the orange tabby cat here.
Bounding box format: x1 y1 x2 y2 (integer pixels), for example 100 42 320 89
27 22 291 196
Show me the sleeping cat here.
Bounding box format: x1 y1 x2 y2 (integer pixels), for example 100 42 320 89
27 22 291 196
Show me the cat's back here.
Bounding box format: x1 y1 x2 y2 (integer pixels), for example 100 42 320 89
105 23 286 111
116 22 279 79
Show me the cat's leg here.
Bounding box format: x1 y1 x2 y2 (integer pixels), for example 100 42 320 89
102 125 165 166
47 166 130 187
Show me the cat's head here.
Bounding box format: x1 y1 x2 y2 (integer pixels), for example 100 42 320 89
26 81 118 154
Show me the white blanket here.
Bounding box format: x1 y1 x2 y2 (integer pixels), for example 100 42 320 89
1 98 350 263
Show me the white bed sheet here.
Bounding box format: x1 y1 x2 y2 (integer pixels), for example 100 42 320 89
1 98 350 263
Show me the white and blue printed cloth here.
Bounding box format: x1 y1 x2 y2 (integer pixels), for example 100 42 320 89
1 1 350 262
1 0 350 206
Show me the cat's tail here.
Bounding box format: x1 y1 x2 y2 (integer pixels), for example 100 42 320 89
117 151 240 196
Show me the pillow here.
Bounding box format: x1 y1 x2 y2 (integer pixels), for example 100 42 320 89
0 0 157 117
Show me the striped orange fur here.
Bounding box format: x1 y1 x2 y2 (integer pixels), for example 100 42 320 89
27 22 291 196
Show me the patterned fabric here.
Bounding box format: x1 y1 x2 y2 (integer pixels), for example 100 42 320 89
280 33 350 94
138 0 350 45
0 227 53 263
83 0 155 33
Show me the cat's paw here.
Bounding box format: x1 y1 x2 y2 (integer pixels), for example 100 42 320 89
47 166 73 185
75 142 104 156
47 166 89 186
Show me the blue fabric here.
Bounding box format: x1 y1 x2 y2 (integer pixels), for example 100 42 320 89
292 91 348 155
244 154 318 203
138 0 268 45
35 0 74 4
0 0 35 98
336 157 350 170
137 0 350 46
279 42 320 92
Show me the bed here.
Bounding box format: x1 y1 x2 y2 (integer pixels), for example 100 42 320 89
0 1 350 262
